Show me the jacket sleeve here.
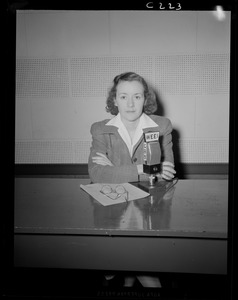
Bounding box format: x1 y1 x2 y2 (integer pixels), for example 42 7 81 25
88 122 139 183
160 118 174 165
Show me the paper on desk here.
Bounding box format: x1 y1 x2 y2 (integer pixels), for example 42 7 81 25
80 183 150 206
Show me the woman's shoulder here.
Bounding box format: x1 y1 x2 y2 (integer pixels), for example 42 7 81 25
90 119 111 134
148 114 171 126
91 119 111 127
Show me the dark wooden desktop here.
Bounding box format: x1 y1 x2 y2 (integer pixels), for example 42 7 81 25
14 177 228 275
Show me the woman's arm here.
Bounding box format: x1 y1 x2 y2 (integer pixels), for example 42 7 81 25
160 118 174 164
159 119 176 180
88 123 139 183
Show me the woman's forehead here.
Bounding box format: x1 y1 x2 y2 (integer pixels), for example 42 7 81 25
116 80 144 93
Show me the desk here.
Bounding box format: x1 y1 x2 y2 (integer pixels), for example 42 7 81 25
14 178 228 274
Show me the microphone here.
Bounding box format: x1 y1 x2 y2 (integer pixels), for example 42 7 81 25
139 131 177 197
142 131 161 188
143 131 161 175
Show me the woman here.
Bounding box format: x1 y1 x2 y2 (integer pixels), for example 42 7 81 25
88 72 176 183
88 72 176 287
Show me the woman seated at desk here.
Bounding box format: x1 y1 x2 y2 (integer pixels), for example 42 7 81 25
88 72 176 183
88 72 176 288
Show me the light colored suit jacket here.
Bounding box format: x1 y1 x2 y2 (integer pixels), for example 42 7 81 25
88 114 174 183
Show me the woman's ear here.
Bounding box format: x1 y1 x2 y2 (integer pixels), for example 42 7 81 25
114 98 118 106
142 97 147 113
143 97 147 107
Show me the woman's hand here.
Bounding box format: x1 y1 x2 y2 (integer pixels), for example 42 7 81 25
137 162 176 181
92 152 114 166
158 161 176 180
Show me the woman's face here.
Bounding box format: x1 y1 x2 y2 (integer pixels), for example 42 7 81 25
114 80 145 124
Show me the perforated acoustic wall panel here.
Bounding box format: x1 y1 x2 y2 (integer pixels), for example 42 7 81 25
155 54 229 95
74 141 92 163
15 140 91 163
15 54 229 164
16 58 70 98
70 56 154 97
179 139 229 163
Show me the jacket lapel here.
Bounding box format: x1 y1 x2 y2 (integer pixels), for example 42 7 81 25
102 124 132 157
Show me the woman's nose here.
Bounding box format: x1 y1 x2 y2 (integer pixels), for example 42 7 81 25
127 97 134 107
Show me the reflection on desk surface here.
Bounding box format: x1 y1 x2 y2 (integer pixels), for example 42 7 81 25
14 178 228 238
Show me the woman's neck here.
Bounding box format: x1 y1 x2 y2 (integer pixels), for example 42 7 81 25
120 116 141 142
121 117 140 131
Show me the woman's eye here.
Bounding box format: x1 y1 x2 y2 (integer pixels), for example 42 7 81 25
134 95 142 100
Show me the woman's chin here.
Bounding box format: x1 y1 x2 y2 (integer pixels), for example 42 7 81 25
124 112 141 121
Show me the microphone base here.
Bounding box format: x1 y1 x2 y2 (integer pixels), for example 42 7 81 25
138 180 160 194
138 176 170 195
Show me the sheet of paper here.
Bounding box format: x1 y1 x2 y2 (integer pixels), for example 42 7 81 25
80 183 150 206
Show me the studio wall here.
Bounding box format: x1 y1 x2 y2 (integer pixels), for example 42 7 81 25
15 10 230 164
